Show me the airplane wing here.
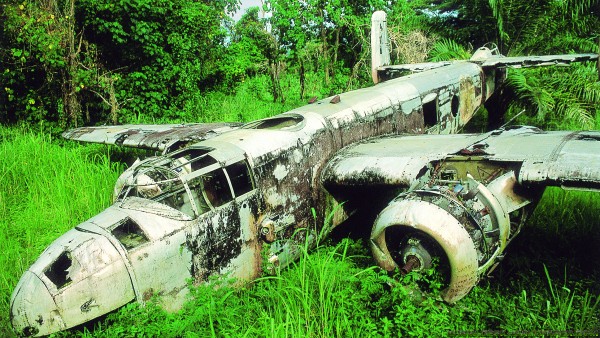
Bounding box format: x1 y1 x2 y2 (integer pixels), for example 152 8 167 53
323 126 600 303
62 123 242 152
323 126 600 191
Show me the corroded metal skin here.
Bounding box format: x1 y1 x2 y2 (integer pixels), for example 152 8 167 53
11 11 600 337
325 126 600 302
12 59 489 336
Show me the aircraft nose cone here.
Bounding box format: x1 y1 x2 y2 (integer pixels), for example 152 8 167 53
10 271 65 337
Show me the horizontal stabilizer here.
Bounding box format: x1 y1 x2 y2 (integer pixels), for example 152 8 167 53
477 53 598 68
377 61 452 73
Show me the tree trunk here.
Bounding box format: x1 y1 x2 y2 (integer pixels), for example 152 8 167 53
61 0 81 126
319 9 330 86
331 28 340 81
269 60 283 103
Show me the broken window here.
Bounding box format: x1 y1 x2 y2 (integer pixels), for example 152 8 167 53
203 169 233 208
451 95 459 117
112 218 149 250
155 189 196 218
188 177 212 215
423 99 438 127
118 166 198 218
45 252 73 289
225 160 254 197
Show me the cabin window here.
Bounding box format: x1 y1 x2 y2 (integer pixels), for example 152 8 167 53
423 99 438 127
119 167 197 218
112 218 149 250
451 95 459 117
225 161 254 197
188 176 212 215
45 251 73 289
203 169 233 208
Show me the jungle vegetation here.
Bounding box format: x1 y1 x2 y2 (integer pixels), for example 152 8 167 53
1 0 599 336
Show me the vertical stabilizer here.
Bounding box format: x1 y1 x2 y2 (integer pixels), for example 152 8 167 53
371 11 391 84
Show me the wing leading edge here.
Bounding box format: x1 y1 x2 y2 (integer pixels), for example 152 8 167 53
62 123 242 152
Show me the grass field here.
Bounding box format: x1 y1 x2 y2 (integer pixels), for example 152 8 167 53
1 123 599 337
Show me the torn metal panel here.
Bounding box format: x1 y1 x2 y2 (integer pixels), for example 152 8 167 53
61 123 242 152
378 61 452 73
11 228 135 336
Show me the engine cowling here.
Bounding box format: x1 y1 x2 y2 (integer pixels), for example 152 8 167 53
370 175 517 303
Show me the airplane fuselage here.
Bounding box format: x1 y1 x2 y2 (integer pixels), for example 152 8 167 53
11 61 491 336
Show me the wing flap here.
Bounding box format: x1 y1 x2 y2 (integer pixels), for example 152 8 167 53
62 123 242 151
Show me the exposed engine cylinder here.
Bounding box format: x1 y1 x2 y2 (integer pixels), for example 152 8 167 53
370 180 511 303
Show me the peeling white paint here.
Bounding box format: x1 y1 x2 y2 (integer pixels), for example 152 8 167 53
293 149 303 164
273 164 289 181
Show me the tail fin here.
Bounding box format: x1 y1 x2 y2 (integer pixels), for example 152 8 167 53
370 11 598 84
371 11 391 84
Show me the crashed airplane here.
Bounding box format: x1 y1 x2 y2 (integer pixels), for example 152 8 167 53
10 11 600 337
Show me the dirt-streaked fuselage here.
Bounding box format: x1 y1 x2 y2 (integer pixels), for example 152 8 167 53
11 61 489 336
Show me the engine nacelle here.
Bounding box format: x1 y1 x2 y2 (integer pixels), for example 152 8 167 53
370 175 517 303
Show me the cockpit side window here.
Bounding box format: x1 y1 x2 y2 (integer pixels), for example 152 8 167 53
154 187 196 218
44 252 73 289
203 169 233 208
112 218 149 250
225 160 254 197
188 177 212 215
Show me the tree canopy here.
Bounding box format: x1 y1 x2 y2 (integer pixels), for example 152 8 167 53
1 0 598 129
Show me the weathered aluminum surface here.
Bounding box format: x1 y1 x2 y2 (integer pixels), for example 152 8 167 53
370 11 390 83
11 228 135 335
323 126 600 191
378 54 599 73
62 123 242 151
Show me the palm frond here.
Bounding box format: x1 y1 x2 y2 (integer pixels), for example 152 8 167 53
507 63 599 129
428 39 471 62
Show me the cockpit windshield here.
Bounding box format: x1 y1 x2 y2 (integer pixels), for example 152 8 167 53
116 147 254 219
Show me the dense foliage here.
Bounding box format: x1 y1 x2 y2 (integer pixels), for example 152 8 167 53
3 0 596 130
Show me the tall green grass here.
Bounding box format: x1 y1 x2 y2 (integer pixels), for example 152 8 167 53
0 127 124 337
131 71 364 125
1 126 599 336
